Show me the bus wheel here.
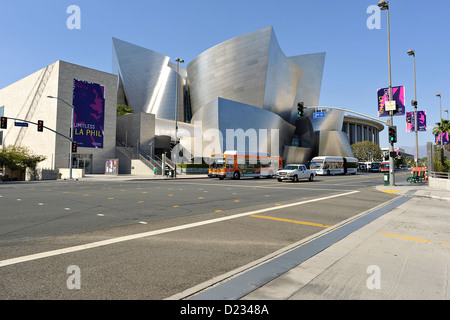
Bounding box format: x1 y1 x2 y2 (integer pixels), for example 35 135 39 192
327 170 331 176
219 177 224 180
233 171 240 180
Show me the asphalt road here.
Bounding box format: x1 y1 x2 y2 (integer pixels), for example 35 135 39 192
0 172 401 299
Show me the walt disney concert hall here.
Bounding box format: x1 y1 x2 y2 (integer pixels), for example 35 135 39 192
113 26 356 165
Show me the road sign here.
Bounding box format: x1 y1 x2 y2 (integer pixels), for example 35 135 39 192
313 112 325 118
385 100 397 111
14 121 28 127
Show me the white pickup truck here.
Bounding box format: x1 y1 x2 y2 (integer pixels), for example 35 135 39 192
276 164 316 182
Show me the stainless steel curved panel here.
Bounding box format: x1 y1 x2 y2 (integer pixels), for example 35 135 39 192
308 109 344 132
187 26 302 123
187 27 272 116
288 53 326 124
318 130 354 157
190 98 295 158
112 38 185 121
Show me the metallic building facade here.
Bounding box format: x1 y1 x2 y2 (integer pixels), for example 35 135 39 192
187 26 303 124
113 27 362 164
112 38 186 122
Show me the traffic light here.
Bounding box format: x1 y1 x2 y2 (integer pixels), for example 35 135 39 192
297 102 304 117
388 126 397 144
72 142 77 153
37 120 44 132
0 116 7 129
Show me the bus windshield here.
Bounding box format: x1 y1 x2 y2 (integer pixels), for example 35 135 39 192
210 158 225 169
309 161 323 170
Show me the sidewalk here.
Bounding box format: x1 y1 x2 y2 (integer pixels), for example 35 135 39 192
237 182 450 300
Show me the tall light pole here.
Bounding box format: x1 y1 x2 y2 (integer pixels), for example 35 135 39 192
173 57 184 178
436 94 442 147
47 95 74 180
379 0 395 186
445 109 449 121
407 49 419 167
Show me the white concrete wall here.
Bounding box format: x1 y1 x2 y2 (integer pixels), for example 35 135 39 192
0 60 118 178
429 177 450 191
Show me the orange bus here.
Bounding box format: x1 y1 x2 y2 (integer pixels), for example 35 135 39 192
208 151 283 180
380 161 389 172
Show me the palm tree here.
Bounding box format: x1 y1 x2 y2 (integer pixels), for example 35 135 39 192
433 119 450 151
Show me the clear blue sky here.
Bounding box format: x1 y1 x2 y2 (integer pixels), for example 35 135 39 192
1 0 449 155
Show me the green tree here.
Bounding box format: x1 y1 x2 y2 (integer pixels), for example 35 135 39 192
351 141 383 162
117 104 134 116
432 119 450 152
0 145 46 180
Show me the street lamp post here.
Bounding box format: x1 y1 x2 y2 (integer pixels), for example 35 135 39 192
379 0 395 186
436 94 442 148
445 109 449 121
407 49 419 167
47 95 74 180
173 58 184 178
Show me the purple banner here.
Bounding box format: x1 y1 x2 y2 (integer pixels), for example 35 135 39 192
377 86 405 117
406 111 426 132
435 132 449 146
72 79 105 148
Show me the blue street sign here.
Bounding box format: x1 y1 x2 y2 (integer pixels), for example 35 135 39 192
14 121 28 127
313 112 325 118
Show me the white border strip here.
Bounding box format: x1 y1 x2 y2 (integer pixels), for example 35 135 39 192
0 191 359 268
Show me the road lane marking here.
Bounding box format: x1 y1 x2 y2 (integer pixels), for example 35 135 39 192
382 190 399 194
250 215 333 228
380 232 432 244
158 181 351 192
0 190 359 268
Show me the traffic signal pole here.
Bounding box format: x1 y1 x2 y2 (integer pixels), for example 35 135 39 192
0 117 71 140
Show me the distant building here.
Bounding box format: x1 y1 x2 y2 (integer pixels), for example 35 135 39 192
0 61 117 179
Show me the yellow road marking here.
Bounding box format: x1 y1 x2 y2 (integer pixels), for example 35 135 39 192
168 194 174 196
172 205 180 207
137 201 144 204
380 233 432 243
142 191 148 194
439 242 450 247
250 214 333 228
198 197 204 199
83 194 90 197
234 200 240 202
256 184 288 187
107 197 115 200
214 210 222 213
382 190 399 194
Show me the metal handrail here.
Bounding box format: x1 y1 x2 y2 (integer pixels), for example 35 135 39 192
430 171 450 179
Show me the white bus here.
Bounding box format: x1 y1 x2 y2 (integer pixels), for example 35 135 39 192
309 156 359 175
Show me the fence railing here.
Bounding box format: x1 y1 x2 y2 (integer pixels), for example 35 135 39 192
430 171 450 179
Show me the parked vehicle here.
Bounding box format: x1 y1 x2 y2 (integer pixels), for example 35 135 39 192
209 150 282 180
309 156 358 175
380 161 389 172
276 164 315 182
